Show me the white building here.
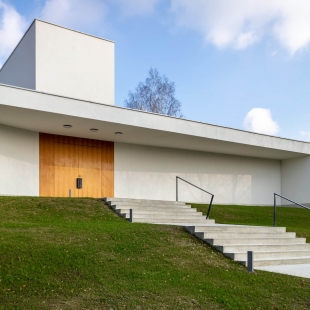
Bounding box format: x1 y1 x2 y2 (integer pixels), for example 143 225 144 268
0 19 309 205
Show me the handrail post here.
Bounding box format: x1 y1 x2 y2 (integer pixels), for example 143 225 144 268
274 193 276 227
247 251 254 272
206 195 214 219
130 209 133 223
176 177 178 201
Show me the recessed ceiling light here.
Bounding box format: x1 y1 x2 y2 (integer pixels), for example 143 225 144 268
63 124 72 128
115 132 123 135
90 128 98 132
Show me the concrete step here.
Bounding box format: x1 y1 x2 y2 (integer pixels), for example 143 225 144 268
127 213 210 219
109 202 189 208
250 257 310 267
129 214 206 220
216 243 310 253
189 225 286 234
195 231 296 239
206 237 306 246
104 197 186 205
111 204 197 213
131 218 215 224
117 209 203 216
228 250 310 261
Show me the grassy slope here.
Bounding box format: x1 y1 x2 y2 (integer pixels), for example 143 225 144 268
0 197 308 309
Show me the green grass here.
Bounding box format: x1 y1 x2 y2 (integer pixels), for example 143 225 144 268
0 197 309 309
192 203 310 243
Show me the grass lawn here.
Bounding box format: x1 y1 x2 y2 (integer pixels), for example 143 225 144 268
0 197 309 309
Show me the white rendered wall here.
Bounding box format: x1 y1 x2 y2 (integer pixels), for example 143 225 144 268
115 143 281 205
281 156 310 205
0 23 36 90
36 21 114 105
0 125 39 196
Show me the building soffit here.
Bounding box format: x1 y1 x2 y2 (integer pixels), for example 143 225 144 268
0 83 309 160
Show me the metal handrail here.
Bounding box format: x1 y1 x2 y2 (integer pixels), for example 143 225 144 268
274 193 310 227
176 176 214 219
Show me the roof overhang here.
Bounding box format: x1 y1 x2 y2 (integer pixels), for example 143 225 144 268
0 83 309 160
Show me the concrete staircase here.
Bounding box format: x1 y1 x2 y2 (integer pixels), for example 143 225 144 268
103 197 215 224
104 197 310 268
185 225 310 267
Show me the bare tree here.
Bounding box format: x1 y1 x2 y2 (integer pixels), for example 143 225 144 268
125 68 183 117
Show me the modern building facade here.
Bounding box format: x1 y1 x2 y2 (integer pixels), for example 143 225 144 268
1 20 310 205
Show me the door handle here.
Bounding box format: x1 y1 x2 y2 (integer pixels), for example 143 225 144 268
77 177 82 189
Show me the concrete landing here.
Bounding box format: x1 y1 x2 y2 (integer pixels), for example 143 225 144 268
256 264 310 279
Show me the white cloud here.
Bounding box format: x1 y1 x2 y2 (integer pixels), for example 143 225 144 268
40 0 107 30
114 0 161 16
243 108 279 135
236 32 258 50
0 1 27 67
170 0 310 53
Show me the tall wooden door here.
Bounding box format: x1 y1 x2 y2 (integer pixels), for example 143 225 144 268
55 143 79 197
40 133 114 198
78 145 102 198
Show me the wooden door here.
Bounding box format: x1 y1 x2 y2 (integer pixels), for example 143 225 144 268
101 142 114 197
39 133 114 198
54 143 79 197
78 145 102 198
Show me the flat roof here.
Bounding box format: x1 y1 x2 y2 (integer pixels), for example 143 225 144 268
0 83 309 160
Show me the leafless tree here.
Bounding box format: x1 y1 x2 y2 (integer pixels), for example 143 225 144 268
125 68 183 117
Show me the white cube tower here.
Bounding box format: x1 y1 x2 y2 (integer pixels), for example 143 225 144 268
0 20 115 105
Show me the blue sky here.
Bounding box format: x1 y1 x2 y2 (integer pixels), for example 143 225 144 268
1 0 310 141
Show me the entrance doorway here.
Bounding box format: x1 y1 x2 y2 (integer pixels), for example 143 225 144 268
39 133 114 198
